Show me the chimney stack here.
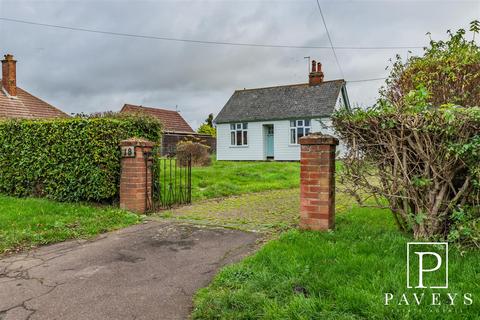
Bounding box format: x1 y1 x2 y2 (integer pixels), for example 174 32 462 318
308 59 324 86
2 54 17 96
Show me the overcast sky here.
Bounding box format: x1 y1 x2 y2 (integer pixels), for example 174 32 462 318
1 0 479 129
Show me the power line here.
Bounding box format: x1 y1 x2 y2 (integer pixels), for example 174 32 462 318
0 17 424 50
347 77 387 83
0 16 392 84
315 0 344 78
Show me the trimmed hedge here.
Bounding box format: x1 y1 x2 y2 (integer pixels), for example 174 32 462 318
0 114 162 202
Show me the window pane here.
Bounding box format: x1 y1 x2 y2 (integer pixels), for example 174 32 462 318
290 128 296 144
297 127 304 141
305 119 310 127
243 131 248 145
236 130 242 145
297 120 303 127
230 124 235 130
243 123 248 129
231 131 235 145
290 120 295 127
236 123 242 129
305 128 310 135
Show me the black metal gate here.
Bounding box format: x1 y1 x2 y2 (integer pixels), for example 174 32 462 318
151 155 191 210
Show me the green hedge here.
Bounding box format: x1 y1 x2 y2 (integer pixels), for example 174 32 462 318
0 114 162 202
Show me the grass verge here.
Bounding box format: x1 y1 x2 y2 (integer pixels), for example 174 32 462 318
0 195 141 254
192 207 480 319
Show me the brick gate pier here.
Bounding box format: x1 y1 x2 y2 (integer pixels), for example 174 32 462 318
299 133 338 231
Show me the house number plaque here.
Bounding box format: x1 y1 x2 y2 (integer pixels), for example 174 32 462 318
121 146 136 158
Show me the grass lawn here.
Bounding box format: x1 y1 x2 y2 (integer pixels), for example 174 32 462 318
192 207 480 319
0 195 142 254
191 160 300 200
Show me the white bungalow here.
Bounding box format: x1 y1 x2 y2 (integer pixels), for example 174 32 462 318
214 60 351 161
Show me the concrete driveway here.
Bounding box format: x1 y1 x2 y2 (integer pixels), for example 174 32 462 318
0 221 260 320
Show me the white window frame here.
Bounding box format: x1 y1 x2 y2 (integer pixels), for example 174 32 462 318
230 123 248 146
290 119 311 145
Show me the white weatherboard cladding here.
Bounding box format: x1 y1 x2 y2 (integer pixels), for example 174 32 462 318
216 118 337 161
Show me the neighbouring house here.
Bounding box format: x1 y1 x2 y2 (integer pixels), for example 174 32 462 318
120 104 216 155
0 54 68 119
214 60 350 161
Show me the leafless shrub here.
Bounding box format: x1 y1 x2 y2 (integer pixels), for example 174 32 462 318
176 140 211 167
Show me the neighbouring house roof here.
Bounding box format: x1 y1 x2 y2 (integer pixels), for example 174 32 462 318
120 104 195 133
0 86 68 119
215 79 346 124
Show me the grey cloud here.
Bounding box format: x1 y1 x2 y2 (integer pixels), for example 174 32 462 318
1 0 479 129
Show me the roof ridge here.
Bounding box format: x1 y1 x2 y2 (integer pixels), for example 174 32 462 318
121 103 194 133
235 79 345 93
124 103 179 114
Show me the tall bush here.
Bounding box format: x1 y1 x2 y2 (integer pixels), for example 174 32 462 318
197 113 216 137
333 24 480 244
0 113 162 202
383 21 480 109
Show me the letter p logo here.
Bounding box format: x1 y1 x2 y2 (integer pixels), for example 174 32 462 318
407 242 448 289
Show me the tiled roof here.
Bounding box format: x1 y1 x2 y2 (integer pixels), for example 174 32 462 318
215 79 345 124
0 86 68 119
121 104 194 133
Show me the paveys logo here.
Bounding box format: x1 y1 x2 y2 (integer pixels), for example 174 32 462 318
407 242 448 289
384 242 473 306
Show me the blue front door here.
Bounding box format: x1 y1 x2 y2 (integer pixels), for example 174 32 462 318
266 125 274 159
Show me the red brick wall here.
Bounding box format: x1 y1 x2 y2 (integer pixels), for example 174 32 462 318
119 139 154 213
299 134 338 231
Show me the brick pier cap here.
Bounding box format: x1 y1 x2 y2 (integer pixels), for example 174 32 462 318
119 138 155 148
299 133 339 146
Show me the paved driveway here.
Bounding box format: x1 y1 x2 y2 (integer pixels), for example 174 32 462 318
0 221 259 320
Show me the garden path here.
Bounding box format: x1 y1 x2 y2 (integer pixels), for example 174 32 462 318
155 188 352 232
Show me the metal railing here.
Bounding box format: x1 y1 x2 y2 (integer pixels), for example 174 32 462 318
151 155 191 209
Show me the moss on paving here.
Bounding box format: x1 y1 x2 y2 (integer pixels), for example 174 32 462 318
154 188 354 232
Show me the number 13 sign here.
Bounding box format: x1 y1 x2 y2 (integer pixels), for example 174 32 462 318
121 146 136 158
